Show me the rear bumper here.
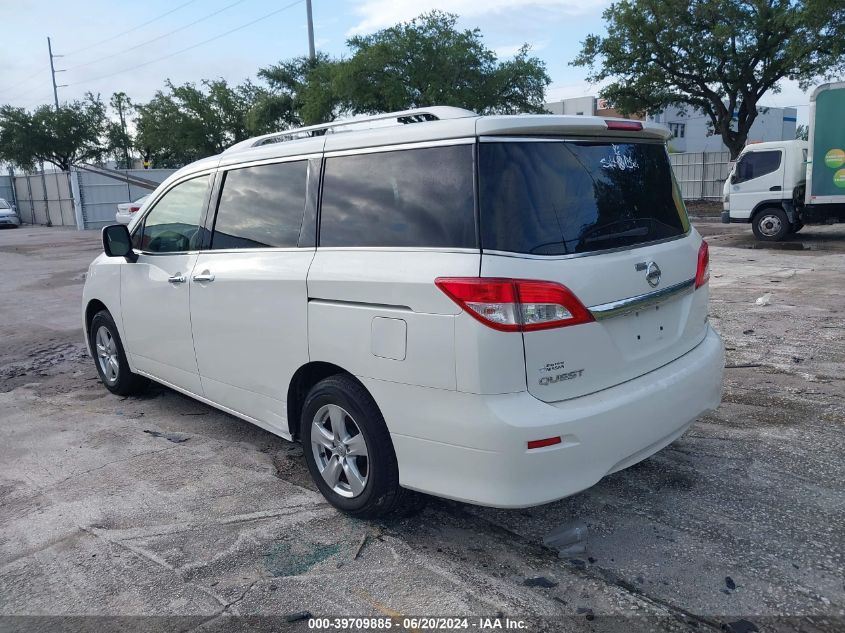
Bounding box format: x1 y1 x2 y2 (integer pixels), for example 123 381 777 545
0 215 20 226
363 325 724 508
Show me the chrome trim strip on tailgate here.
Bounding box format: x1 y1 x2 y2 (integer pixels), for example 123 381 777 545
589 278 696 321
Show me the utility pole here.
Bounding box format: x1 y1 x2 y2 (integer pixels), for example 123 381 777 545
305 0 315 61
47 37 66 110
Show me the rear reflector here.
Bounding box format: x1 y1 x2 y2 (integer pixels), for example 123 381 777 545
695 240 710 288
605 120 643 131
435 277 594 332
527 437 562 450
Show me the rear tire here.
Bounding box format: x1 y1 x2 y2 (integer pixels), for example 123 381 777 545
89 310 149 396
301 374 424 518
752 207 790 241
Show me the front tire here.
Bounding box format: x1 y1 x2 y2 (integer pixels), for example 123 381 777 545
752 207 791 241
89 310 149 396
301 374 422 518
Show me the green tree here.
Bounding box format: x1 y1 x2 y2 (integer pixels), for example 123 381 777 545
336 12 550 115
572 0 845 158
134 79 277 168
260 12 551 123
0 94 107 171
258 53 342 125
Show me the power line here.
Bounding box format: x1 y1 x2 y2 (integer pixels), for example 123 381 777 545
67 0 305 88
0 70 46 97
2 72 52 103
63 0 200 57
65 0 252 73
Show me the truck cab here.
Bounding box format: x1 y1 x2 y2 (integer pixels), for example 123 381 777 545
722 140 808 240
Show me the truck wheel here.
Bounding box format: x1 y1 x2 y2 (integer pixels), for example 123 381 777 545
752 208 791 241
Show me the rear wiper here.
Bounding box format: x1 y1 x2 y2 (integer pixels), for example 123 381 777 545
583 225 649 244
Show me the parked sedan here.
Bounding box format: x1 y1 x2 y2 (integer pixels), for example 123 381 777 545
0 198 20 228
115 195 150 225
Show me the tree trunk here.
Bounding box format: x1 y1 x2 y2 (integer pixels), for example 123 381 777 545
724 135 745 161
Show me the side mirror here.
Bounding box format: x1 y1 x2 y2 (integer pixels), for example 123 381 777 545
102 224 137 263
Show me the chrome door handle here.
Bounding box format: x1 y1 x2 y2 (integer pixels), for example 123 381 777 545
168 274 186 284
192 271 215 283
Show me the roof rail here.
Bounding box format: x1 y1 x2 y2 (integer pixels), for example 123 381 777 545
222 106 477 154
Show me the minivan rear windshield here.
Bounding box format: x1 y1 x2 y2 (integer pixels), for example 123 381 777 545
478 140 690 255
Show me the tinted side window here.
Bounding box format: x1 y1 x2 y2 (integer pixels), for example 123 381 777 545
319 145 476 248
212 161 308 249
140 176 209 253
735 150 781 183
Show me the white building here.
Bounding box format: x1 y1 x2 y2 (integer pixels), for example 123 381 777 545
544 97 797 153
647 105 797 153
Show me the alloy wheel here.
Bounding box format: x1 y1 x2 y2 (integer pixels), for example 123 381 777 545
95 325 119 384
310 403 369 498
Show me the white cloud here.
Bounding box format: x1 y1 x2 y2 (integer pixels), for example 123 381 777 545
347 0 606 35
494 39 548 58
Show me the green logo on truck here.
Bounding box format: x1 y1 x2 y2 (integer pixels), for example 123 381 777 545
812 87 845 197
825 148 845 168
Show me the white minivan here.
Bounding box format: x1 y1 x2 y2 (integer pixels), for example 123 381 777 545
83 107 724 517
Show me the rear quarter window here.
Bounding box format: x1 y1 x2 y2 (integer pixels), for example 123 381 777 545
479 141 690 255
319 144 476 248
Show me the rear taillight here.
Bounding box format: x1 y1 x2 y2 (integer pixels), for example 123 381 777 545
128 206 140 213
435 277 594 332
695 240 710 289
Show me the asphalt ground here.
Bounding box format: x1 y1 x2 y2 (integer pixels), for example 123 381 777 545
0 222 843 633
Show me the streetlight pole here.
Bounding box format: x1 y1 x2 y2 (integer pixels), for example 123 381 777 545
306 0 316 61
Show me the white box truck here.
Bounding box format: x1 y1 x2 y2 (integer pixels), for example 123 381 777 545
722 82 845 240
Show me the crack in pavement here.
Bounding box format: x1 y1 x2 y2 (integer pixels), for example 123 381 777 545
77 525 230 610
41 445 180 491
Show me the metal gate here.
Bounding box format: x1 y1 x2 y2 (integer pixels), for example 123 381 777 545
669 151 732 200
76 169 174 229
0 171 15 206
13 170 76 226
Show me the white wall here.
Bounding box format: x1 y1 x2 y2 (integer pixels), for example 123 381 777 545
544 96 596 116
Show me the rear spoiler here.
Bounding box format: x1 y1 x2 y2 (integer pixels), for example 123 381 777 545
476 115 671 141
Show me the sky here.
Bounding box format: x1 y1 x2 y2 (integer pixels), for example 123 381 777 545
0 0 820 125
